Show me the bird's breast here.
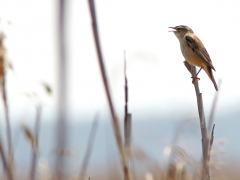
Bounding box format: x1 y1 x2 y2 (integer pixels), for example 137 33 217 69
180 42 205 68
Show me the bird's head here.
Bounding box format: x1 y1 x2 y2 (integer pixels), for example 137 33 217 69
169 25 193 39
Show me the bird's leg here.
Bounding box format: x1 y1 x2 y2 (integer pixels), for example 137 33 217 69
191 67 202 83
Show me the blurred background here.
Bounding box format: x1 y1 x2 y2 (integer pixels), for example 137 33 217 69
0 0 240 179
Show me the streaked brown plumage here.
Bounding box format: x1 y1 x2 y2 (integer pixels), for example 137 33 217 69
169 25 218 91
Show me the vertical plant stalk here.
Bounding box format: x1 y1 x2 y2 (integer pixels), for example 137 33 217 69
55 0 68 179
208 80 221 133
124 51 132 148
124 51 132 159
30 105 42 180
88 1 132 180
207 80 220 165
79 115 99 180
209 124 215 153
0 140 13 180
184 61 211 180
0 32 13 178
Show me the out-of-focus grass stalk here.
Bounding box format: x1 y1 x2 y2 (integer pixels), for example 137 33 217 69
79 115 99 180
184 61 212 180
124 51 132 156
0 30 13 179
208 80 221 133
0 140 13 180
88 1 132 179
55 0 68 179
30 105 42 180
123 52 133 178
207 80 221 167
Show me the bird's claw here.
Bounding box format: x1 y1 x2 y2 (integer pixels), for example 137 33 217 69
191 76 200 84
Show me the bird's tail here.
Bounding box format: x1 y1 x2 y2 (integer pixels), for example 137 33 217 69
204 66 218 91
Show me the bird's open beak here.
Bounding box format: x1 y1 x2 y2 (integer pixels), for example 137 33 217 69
168 27 176 32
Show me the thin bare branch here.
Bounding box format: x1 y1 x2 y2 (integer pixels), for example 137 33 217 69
209 124 215 152
88 1 132 179
124 51 128 127
208 80 221 134
124 51 131 148
184 61 210 180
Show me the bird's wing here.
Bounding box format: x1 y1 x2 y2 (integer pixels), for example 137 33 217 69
185 35 215 70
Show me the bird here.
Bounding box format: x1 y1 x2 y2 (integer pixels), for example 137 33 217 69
169 25 218 91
